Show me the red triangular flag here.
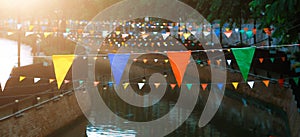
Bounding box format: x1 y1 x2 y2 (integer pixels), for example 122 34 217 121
201 83 208 90
278 79 284 87
167 51 191 87
281 57 286 62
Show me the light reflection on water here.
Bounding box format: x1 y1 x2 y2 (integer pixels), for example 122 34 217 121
0 38 33 67
86 124 137 137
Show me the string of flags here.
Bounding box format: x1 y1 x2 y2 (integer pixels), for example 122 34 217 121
0 45 299 91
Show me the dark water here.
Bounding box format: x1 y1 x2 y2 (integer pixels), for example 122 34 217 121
49 88 289 137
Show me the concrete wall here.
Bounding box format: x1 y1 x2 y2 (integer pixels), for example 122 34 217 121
0 91 85 137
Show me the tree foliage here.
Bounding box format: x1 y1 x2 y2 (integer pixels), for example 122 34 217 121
250 0 300 43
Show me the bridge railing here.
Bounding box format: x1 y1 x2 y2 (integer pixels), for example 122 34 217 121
0 88 80 121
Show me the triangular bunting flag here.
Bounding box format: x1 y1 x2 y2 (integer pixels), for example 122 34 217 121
293 77 299 86
34 78 41 83
64 80 70 84
44 32 52 38
154 83 160 88
7 32 14 36
167 51 191 87
270 58 275 63
247 81 254 89
170 84 176 90
227 60 232 66
154 59 158 63
123 82 129 90
203 31 210 36
52 55 75 89
19 76 26 82
79 80 84 85
281 57 286 62
162 33 170 40
49 79 55 83
278 79 284 87
262 80 270 87
259 58 264 63
183 33 191 39
191 31 197 36
242 98 248 107
94 81 100 87
186 83 192 90
164 59 169 63
138 83 145 89
108 53 130 86
231 47 256 81
246 31 253 38
25 32 35 37
201 83 208 90
232 82 239 90
217 83 224 90
224 31 232 38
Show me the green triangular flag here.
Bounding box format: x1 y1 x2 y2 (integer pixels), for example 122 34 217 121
186 83 193 90
293 77 299 86
270 58 275 63
231 47 256 81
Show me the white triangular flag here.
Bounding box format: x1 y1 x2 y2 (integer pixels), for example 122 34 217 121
82 33 89 37
247 81 254 89
154 59 158 63
227 60 232 65
34 78 41 83
203 31 210 36
191 31 197 36
154 83 160 88
138 83 145 89
17 24 22 30
162 33 170 40
25 32 35 37
7 32 14 36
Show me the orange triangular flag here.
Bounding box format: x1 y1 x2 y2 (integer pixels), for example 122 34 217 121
262 80 270 87
281 57 286 62
259 58 264 63
232 82 239 89
170 84 176 90
201 83 208 90
167 51 191 87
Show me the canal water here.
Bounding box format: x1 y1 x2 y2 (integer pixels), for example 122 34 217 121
49 87 289 137
0 38 33 67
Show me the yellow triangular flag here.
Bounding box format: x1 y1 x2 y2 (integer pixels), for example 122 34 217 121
19 76 26 82
52 55 75 89
232 82 239 90
123 82 129 90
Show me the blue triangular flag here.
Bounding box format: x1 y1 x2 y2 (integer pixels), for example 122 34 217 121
186 83 193 90
217 83 224 90
108 53 130 86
